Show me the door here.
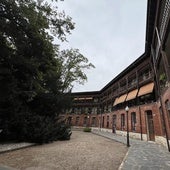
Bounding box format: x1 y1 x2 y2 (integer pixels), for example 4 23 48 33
112 115 117 133
68 117 72 125
146 110 155 141
102 117 105 128
131 112 136 132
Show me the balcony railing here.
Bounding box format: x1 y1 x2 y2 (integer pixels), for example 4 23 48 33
138 72 152 83
119 85 127 93
128 80 137 89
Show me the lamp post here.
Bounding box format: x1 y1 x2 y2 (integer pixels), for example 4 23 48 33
125 106 130 147
87 115 90 127
100 108 102 131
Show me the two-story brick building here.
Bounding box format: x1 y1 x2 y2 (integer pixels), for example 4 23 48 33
62 0 170 148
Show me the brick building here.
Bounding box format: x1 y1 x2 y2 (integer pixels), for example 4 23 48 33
62 0 170 148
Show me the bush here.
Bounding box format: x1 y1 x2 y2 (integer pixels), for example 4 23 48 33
0 112 72 144
58 124 72 140
83 127 91 132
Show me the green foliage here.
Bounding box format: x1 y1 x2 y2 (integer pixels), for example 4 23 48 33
60 49 95 91
0 0 94 143
83 127 92 132
57 123 72 140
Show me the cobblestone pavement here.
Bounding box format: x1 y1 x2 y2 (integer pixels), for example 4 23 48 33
0 131 127 170
92 129 170 170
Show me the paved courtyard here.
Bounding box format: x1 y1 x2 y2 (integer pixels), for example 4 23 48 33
0 131 127 170
93 129 170 170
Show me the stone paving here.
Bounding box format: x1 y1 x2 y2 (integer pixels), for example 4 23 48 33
1 130 170 170
92 129 170 170
0 131 127 170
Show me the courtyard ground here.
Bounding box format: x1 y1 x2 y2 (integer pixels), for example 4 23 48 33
0 131 127 170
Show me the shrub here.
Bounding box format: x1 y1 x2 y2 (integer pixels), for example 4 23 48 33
58 124 72 140
83 127 91 132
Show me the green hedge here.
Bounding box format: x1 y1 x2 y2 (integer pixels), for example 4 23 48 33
83 127 91 132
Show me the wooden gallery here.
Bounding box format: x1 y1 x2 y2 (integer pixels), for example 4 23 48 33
62 0 170 148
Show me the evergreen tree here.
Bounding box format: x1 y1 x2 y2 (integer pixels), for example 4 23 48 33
0 0 94 143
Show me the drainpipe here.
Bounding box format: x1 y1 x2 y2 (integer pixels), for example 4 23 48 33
100 108 102 131
138 106 143 140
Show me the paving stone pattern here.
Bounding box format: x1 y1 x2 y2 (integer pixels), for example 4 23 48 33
92 129 170 170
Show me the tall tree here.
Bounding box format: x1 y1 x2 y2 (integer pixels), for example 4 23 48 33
0 0 94 142
59 48 95 92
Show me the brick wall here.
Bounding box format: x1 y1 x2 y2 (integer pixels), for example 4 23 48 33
63 102 165 141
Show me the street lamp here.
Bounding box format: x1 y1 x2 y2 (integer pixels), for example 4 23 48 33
87 115 90 127
99 108 102 131
125 106 130 147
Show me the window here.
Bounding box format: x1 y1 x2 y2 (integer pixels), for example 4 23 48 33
85 107 88 114
113 115 117 126
164 24 170 66
88 108 92 114
81 107 85 114
138 93 155 105
74 108 78 114
71 108 75 114
75 117 80 126
83 117 87 126
120 80 126 92
102 117 105 128
152 27 161 60
159 107 165 136
112 85 118 96
131 112 136 132
155 27 161 59
112 115 117 133
68 117 72 125
77 108 81 114
103 105 109 112
97 107 101 114
158 57 167 90
121 114 125 130
165 100 170 122
94 98 99 103
107 116 109 128
92 107 97 114
92 117 96 126
128 75 137 88
108 104 112 112
138 66 151 82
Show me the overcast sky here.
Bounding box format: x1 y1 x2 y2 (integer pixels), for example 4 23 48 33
56 0 147 92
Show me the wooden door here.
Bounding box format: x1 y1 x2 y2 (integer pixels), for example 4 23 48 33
146 111 155 141
112 115 117 133
102 117 105 128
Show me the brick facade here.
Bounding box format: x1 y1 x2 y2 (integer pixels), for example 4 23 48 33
61 0 170 147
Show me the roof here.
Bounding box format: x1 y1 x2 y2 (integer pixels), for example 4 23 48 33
71 91 100 96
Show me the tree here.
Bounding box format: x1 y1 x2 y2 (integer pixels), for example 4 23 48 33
0 0 94 142
59 48 95 91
